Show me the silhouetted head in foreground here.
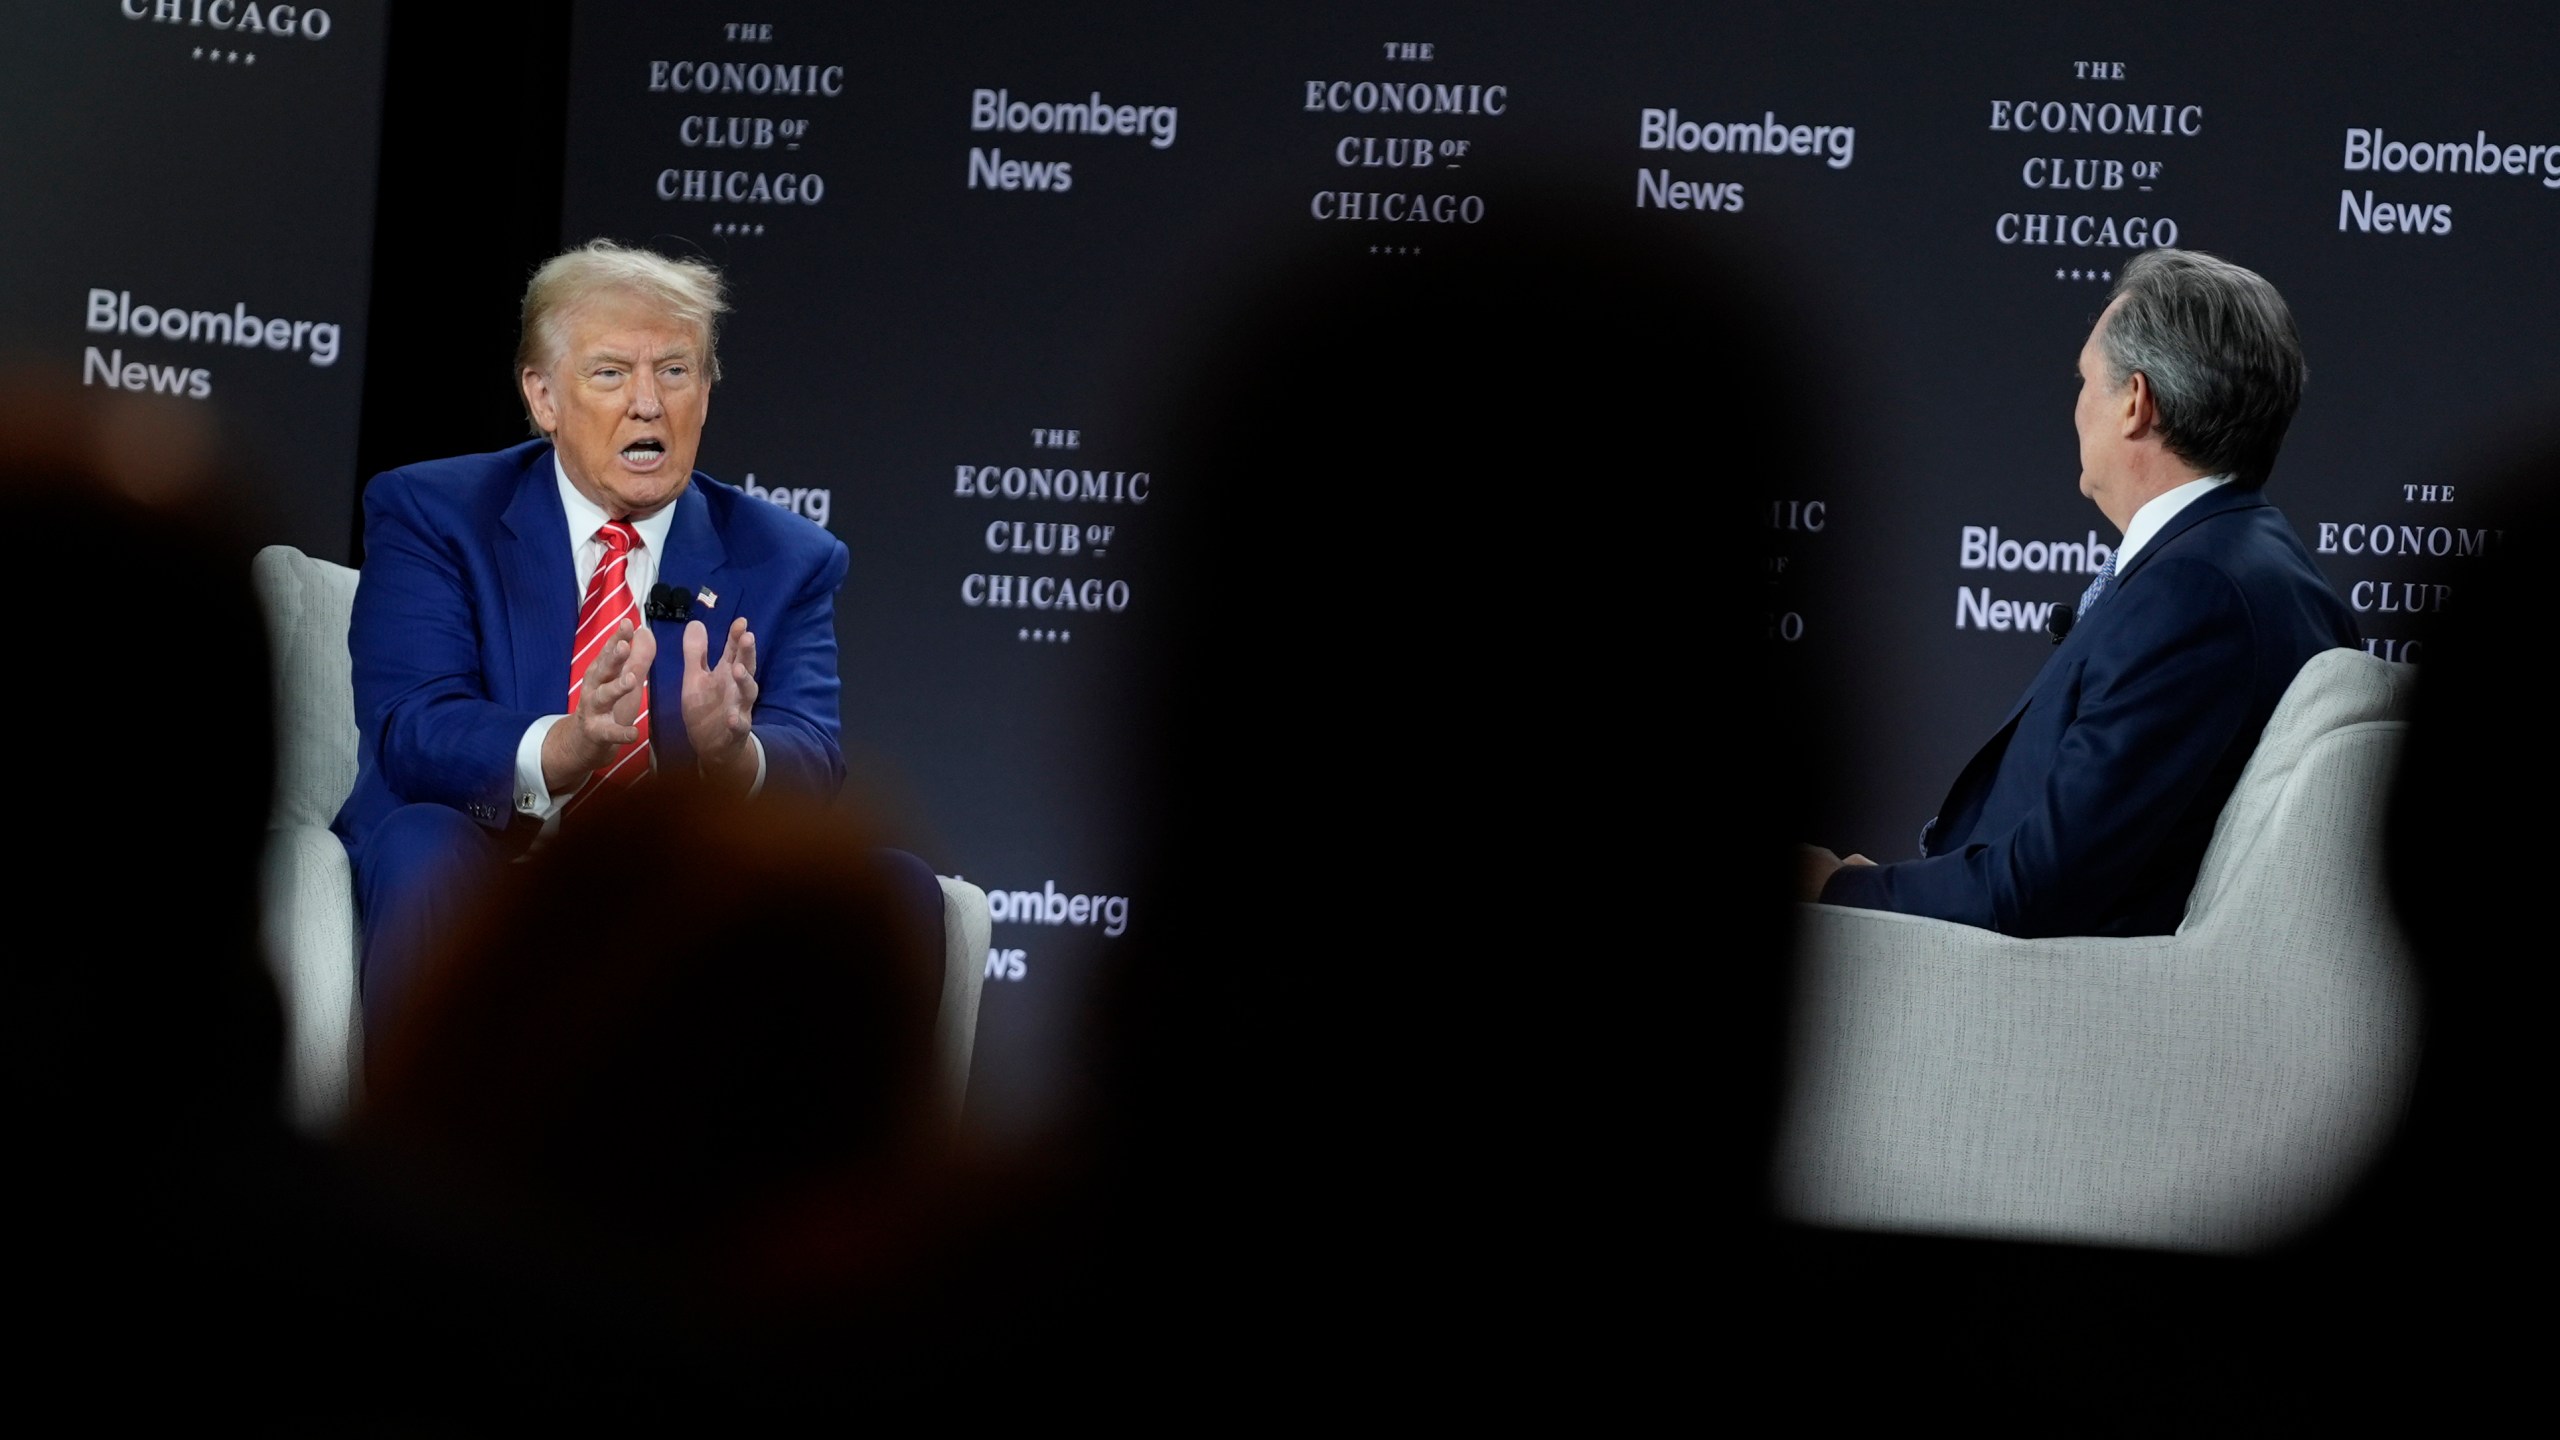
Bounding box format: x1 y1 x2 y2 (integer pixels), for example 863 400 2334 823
1 388 282 1171
1088 187 1825 1372
1 386 288 1414
358 781 947 1295
2375 425 2558 1249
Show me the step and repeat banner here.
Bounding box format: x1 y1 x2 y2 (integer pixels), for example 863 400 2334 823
0 2 387 561
558 2 2555 1132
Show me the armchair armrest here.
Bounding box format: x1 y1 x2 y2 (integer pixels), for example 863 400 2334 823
934 876 992 1121
260 823 363 1133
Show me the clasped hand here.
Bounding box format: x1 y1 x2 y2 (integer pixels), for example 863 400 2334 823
1797 844 1876 901
540 616 760 794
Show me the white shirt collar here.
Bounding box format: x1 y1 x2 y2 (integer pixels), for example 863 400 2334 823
553 450 679 559
2115 473 2232 570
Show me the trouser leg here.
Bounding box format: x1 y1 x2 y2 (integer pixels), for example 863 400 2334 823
354 803 499 1040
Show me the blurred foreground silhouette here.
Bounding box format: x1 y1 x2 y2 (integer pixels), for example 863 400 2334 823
5 385 288 1406
361 782 944 1268
1083 187 1814 1394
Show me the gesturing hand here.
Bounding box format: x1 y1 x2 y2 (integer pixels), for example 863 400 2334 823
682 615 760 789
542 619 656 793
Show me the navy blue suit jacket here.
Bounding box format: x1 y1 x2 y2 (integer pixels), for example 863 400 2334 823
332 440 850 864
1822 483 2357 937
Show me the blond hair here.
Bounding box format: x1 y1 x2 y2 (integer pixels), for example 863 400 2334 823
516 240 730 412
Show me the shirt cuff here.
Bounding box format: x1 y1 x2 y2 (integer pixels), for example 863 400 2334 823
693 733 768 796
515 715 571 821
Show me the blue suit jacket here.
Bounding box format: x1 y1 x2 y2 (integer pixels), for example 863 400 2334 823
332 440 850 864
1822 484 2358 937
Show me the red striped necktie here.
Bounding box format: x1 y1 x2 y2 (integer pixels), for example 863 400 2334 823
565 519 651 813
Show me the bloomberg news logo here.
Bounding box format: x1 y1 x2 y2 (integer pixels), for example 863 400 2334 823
972 879 1130 984
1955 523 2110 634
83 287 342 399
120 1 334 41
985 880 1129 936
735 472 830 528
2336 127 2560 237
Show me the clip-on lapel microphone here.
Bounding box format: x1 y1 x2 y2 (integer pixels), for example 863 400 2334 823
644 583 692 622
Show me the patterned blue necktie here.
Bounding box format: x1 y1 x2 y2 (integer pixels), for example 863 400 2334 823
2077 551 2118 619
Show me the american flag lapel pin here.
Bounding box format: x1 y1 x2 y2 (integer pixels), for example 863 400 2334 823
697 586 719 609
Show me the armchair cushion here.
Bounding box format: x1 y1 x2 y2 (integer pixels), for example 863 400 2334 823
1776 648 2421 1252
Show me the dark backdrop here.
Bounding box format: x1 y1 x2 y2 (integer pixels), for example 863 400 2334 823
7 3 2548 1414
1 0 389 559
26 19 2547 1136
525 0 2554 1135
351 0 574 560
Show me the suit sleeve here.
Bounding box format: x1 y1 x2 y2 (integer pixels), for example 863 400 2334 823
1821 557 2258 936
349 473 546 828
748 533 850 799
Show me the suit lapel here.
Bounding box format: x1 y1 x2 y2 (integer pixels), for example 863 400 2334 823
1989 614 2090 732
497 444 578 714
1947 483 2272 835
1979 485 2269 734
646 477 730 768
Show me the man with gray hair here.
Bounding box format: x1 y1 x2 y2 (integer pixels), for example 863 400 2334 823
1803 248 2358 935
335 239 940 1035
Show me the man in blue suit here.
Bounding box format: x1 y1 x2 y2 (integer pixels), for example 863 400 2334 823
338 240 937 1033
1805 249 2357 937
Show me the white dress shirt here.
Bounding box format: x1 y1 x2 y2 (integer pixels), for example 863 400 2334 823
511 455 764 831
2114 472 2233 571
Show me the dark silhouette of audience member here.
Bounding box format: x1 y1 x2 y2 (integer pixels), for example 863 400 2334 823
337 779 956 1407
2381 427 2553 1204
2355 425 2556 1395
1040 188 1818 1398
363 781 940 1236
2 389 290 1411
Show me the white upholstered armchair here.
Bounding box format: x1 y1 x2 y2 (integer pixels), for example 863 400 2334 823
252 544 991 1133
1776 647 2422 1253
